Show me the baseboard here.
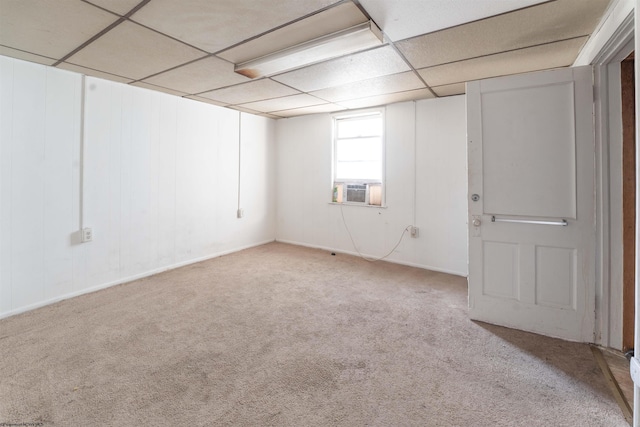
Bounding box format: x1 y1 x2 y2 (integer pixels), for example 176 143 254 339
0 239 275 320
275 239 468 277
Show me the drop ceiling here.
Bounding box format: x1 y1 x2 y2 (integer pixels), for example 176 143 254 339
0 0 612 119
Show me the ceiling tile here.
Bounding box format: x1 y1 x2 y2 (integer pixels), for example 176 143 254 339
432 83 466 97
360 0 546 41
184 95 228 107
0 0 118 59
396 0 610 69
310 71 424 103
84 0 143 16
418 37 588 87
130 0 341 54
237 94 326 113
337 88 435 109
199 79 300 105
142 56 249 94
56 62 133 83
231 106 265 115
0 46 56 66
272 103 346 118
130 81 189 97
84 0 143 15
272 45 410 92
255 112 282 120
218 2 367 64
66 21 206 80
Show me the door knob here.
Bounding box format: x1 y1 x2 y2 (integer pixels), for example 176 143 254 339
471 194 480 202
472 218 481 227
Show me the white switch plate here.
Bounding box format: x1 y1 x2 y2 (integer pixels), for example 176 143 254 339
82 227 93 243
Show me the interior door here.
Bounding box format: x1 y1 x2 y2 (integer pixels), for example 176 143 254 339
467 66 595 342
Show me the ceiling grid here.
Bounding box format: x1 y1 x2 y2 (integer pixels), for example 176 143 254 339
0 0 612 118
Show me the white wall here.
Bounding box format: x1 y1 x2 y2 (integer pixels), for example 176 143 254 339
0 55 466 319
0 57 276 318
276 97 468 276
1 56 82 315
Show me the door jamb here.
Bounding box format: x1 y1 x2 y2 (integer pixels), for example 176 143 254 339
592 12 634 349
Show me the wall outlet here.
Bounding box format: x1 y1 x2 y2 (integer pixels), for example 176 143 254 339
82 227 93 243
410 226 419 238
237 208 244 219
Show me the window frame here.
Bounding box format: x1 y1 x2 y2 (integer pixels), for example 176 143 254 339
331 108 385 206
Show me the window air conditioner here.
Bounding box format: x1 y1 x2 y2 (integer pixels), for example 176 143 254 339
345 184 368 203
334 182 382 205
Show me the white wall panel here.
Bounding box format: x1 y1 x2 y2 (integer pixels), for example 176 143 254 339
120 87 161 277
43 67 81 300
84 79 123 288
0 59 82 313
276 97 468 276
214 106 240 253
1 57 276 318
11 61 47 309
382 102 417 263
238 113 277 247
0 56 14 314
276 114 333 247
174 98 218 262
157 96 179 267
415 96 468 274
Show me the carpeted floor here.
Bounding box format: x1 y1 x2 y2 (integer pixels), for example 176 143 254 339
0 242 628 426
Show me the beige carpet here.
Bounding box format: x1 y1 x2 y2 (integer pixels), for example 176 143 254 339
0 242 628 426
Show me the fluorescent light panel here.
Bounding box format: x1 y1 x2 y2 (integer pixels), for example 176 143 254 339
235 21 383 79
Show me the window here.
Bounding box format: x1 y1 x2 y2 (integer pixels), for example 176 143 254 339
332 110 384 206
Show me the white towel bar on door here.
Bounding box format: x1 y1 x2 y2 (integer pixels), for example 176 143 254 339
490 216 568 226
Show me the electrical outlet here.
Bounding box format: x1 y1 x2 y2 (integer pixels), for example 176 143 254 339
82 227 93 243
410 226 419 238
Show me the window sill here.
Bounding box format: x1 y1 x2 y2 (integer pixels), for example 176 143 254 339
328 202 387 209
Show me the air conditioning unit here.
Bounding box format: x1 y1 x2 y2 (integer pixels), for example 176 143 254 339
345 184 368 203
334 183 382 206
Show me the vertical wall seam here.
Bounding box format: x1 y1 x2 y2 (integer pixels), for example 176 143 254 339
42 68 48 302
78 75 87 292
118 89 123 277
7 60 14 309
173 100 178 263
238 112 242 212
71 76 81 292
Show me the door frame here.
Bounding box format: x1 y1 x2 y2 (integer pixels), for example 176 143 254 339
591 12 634 349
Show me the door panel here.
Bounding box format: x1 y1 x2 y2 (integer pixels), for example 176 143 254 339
482 83 577 218
483 241 519 299
535 245 576 309
467 66 595 342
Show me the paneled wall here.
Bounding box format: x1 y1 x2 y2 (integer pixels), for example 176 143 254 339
0 57 276 318
0 56 82 315
0 55 466 318
275 97 468 275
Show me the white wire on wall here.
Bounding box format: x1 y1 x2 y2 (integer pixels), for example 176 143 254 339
79 75 86 231
237 111 242 214
339 203 411 262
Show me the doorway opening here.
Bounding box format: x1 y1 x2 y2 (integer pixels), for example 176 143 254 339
622 51 635 353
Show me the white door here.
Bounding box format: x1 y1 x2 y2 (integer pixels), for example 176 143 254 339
467 66 595 342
